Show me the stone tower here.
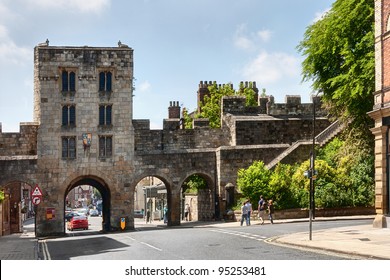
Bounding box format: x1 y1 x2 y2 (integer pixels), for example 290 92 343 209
368 0 390 227
33 43 135 235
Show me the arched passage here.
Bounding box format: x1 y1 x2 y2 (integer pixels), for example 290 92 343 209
65 176 111 232
133 175 170 228
0 180 35 236
181 173 216 221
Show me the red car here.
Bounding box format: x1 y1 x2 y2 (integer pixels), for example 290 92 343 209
67 215 89 231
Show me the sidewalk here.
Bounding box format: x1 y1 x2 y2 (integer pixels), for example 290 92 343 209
1 216 389 260
0 218 37 260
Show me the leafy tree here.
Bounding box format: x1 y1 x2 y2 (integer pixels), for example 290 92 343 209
182 107 193 129
239 82 258 107
196 83 236 128
0 190 4 202
183 174 207 194
93 188 102 200
237 161 271 209
298 0 375 123
195 82 261 128
268 163 299 209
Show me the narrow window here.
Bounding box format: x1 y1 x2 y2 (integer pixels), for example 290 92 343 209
106 72 112 92
69 72 76 91
98 105 112 126
62 106 68 126
106 105 112 125
69 105 76 125
62 137 76 159
99 136 113 158
62 105 76 127
62 70 76 92
387 14 390 32
99 105 105 125
99 71 112 92
62 70 68 92
99 72 105 91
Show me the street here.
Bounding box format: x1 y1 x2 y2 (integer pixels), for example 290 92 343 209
42 218 371 260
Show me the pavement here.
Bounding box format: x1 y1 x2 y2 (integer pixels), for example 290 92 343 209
1 215 389 260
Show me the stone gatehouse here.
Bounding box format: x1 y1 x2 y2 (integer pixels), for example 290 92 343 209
0 42 331 237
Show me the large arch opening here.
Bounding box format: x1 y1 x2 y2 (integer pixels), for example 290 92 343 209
181 173 215 222
0 181 35 236
64 177 111 234
133 176 169 229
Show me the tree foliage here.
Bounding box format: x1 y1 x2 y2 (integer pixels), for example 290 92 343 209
183 174 207 194
196 83 235 128
236 137 374 210
237 161 271 209
298 0 375 122
195 82 258 128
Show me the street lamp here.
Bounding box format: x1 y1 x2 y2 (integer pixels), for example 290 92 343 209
309 91 320 240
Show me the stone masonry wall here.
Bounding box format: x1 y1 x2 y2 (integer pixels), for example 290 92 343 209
32 45 135 236
0 123 39 156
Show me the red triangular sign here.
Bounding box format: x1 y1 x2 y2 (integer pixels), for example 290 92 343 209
32 185 43 196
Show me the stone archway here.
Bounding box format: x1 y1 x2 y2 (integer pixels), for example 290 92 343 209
132 174 172 228
1 180 35 236
65 176 111 232
181 173 216 222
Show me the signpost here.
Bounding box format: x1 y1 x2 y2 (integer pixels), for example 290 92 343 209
31 184 43 205
31 184 43 237
32 196 41 205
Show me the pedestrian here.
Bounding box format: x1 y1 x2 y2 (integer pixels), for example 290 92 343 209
163 207 168 223
245 200 252 225
146 209 151 223
268 199 275 224
184 203 190 221
257 195 265 225
240 201 249 226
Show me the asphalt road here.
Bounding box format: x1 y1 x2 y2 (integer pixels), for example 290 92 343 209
44 218 371 260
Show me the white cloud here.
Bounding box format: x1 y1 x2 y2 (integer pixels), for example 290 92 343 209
0 24 30 65
257 29 271 42
233 24 272 51
26 0 111 14
138 80 151 92
241 51 300 84
234 24 254 51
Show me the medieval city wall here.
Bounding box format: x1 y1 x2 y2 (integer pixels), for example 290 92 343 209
0 123 38 156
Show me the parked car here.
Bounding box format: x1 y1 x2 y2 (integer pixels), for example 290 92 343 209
75 208 89 216
67 215 89 231
65 211 79 222
134 210 144 218
89 209 99 217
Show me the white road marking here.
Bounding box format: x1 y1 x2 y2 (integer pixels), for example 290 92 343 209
210 229 267 241
125 236 162 251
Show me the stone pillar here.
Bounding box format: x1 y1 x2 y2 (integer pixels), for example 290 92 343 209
370 124 390 227
169 187 181 226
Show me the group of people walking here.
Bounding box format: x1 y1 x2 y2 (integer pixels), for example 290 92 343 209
240 195 274 226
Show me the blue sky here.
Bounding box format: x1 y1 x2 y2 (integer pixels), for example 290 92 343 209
0 0 334 132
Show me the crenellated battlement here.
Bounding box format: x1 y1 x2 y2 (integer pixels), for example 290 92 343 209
0 122 39 156
196 81 323 117
258 94 325 116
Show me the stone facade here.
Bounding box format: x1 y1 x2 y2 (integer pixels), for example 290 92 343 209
368 0 390 228
0 43 331 237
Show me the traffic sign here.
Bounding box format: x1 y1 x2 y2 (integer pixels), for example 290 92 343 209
32 196 41 205
120 217 126 230
32 185 43 197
